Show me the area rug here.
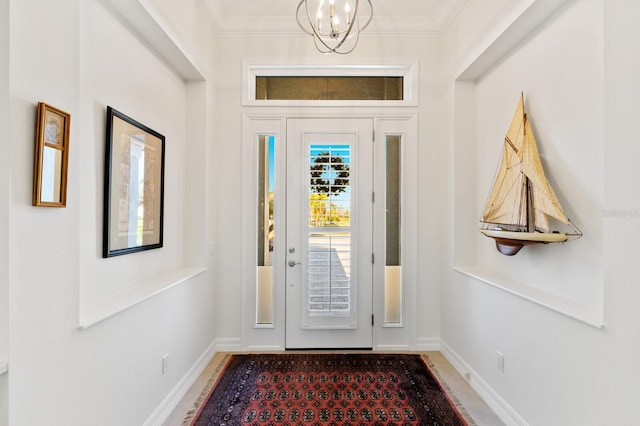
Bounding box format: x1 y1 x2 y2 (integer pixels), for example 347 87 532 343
186 353 472 425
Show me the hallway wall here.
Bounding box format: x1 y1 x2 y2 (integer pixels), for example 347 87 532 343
4 0 640 424
7 0 217 424
0 0 7 422
211 31 448 350
442 0 640 423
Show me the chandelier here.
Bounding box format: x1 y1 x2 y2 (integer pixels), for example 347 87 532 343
296 0 373 54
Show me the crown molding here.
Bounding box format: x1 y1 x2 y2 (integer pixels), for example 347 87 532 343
198 0 466 37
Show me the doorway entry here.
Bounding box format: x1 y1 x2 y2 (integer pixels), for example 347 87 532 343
285 118 374 349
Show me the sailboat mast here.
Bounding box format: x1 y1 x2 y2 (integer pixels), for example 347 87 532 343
526 178 533 232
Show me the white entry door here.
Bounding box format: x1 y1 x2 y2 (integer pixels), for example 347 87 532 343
285 118 374 349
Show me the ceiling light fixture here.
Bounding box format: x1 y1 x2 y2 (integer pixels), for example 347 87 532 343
296 0 373 54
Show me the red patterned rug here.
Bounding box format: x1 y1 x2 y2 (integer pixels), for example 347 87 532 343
187 353 471 426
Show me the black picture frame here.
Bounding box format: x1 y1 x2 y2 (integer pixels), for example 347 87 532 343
103 106 165 258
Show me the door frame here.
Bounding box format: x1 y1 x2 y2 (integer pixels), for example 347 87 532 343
284 118 374 349
241 112 418 352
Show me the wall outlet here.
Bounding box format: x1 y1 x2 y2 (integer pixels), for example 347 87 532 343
162 354 169 375
496 351 504 372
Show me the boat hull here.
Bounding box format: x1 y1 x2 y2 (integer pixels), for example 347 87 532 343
480 229 568 256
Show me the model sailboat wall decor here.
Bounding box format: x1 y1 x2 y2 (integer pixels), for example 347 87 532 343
480 93 582 256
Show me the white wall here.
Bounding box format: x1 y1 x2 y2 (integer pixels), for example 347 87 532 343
79 0 190 306
8 0 217 424
0 0 8 422
475 0 603 313
442 0 640 424
212 32 446 348
7 0 639 423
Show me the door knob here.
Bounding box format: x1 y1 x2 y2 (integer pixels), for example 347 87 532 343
288 260 301 267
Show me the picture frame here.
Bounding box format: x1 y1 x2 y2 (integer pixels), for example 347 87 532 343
33 102 71 207
103 106 165 258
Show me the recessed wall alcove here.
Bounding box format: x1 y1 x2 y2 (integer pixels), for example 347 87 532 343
451 0 604 328
78 0 208 329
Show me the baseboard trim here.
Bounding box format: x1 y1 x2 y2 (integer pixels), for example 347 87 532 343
246 345 283 352
375 344 414 351
144 340 217 426
440 340 528 426
214 338 242 352
416 337 441 351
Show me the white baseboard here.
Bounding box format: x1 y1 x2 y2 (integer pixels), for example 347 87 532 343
214 338 242 352
375 344 414 351
416 337 441 351
144 341 217 426
440 340 528 426
245 345 283 352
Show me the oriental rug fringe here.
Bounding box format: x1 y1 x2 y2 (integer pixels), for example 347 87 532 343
184 353 475 426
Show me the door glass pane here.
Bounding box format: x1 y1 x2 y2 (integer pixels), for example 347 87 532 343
257 135 275 325
385 135 402 324
308 145 351 316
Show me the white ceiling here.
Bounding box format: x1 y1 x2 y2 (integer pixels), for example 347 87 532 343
199 0 466 36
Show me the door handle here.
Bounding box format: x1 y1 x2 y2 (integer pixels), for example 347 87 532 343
288 260 301 267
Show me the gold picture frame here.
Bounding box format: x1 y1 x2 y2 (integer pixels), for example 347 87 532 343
33 102 71 207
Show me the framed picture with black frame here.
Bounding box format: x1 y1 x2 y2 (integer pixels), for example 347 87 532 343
103 106 165 258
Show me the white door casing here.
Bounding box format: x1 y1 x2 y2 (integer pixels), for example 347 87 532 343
241 114 417 352
285 118 374 349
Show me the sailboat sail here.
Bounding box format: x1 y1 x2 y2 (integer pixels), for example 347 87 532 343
480 93 580 255
481 94 528 229
520 117 568 231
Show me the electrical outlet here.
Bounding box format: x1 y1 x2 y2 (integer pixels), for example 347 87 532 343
162 354 169 375
496 351 504 372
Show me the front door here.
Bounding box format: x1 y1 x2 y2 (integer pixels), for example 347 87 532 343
285 118 374 349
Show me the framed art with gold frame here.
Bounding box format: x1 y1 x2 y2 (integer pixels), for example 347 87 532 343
33 102 71 207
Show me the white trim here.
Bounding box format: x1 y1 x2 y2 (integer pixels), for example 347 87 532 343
374 345 414 352
455 0 572 81
441 340 528 426
242 113 418 351
196 0 465 37
373 116 419 350
241 116 286 351
104 0 205 80
415 337 441 352
78 267 206 330
0 362 7 376
245 345 284 352
215 338 243 353
143 341 217 426
453 266 604 329
242 61 419 107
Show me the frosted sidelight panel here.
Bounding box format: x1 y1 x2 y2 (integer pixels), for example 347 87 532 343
385 135 402 324
257 135 275 324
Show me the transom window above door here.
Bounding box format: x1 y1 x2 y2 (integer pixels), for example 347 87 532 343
256 76 403 101
242 62 419 107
